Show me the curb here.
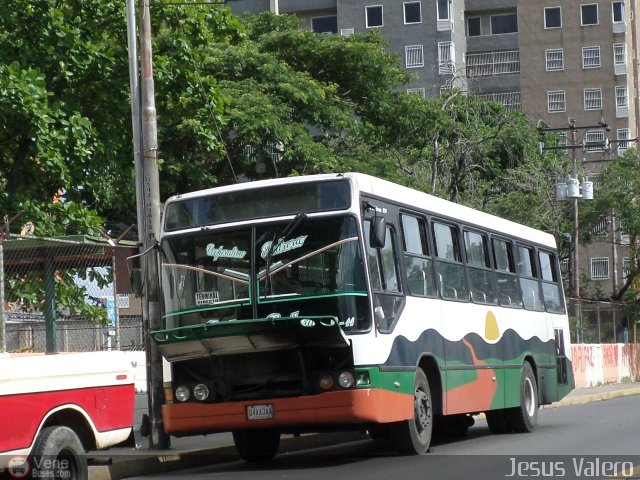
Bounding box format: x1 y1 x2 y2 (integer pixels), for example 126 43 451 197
542 387 640 409
89 431 367 480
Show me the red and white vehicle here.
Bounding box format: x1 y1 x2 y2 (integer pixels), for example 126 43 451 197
0 351 135 479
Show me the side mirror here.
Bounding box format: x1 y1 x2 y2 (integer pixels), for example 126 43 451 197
369 217 387 249
130 267 143 296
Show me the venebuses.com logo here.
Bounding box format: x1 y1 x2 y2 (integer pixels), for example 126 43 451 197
4 455 72 479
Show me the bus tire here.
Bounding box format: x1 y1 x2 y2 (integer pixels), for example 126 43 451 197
485 409 510 434
30 426 88 480
390 368 433 455
232 429 280 463
507 361 539 433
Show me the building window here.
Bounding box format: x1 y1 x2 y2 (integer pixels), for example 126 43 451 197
584 88 602 110
613 43 627 74
438 41 454 74
591 257 609 280
544 7 562 28
475 91 521 111
467 17 481 36
404 1 422 24
612 1 625 22
466 49 519 77
617 128 631 154
584 129 606 152
405 45 424 68
311 16 338 34
558 131 568 153
365 5 383 28
547 90 566 113
582 46 601 68
581 4 599 25
490 13 518 34
437 0 450 20
407 87 426 97
616 85 629 117
623 257 630 279
546 48 564 71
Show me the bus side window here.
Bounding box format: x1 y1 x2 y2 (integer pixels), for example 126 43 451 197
464 230 496 304
492 238 522 308
364 221 403 331
433 222 468 301
539 251 565 313
400 214 436 297
516 245 544 311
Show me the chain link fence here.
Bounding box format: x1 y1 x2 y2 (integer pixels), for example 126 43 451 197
0 233 143 353
567 297 640 344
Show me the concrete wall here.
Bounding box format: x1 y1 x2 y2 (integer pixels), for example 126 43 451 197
571 343 640 388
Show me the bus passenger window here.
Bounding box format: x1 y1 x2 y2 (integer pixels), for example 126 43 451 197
464 230 496 304
433 222 468 301
492 238 522 308
539 251 564 313
401 214 436 297
516 245 544 311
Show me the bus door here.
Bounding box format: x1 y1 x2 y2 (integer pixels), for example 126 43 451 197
435 223 505 415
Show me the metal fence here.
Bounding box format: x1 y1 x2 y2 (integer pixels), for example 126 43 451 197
567 298 640 344
0 233 143 353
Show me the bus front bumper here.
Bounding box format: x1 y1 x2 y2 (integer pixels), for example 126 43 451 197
162 388 413 434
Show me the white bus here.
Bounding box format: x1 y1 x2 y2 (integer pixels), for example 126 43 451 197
151 172 574 461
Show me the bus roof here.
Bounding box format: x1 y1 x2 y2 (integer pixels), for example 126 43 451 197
164 173 557 248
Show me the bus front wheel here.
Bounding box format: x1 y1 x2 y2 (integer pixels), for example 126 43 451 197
390 368 433 455
232 429 280 463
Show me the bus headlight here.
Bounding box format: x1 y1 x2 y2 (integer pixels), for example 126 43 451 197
193 384 210 401
318 374 334 390
175 385 190 402
338 371 355 389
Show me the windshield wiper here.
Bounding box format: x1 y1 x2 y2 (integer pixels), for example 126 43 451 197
263 213 307 295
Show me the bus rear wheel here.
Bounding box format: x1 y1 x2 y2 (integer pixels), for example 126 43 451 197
390 368 433 455
232 429 280 463
507 361 538 432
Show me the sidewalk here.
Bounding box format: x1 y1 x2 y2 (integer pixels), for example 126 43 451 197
89 382 640 480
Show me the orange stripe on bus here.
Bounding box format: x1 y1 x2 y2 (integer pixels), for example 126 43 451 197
162 389 413 434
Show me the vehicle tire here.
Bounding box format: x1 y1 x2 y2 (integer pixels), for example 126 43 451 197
485 409 510 434
232 429 280 463
29 426 88 480
507 361 539 433
389 368 433 455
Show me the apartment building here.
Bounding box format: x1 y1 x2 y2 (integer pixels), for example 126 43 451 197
226 0 639 298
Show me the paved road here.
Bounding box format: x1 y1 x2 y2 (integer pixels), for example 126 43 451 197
123 395 640 480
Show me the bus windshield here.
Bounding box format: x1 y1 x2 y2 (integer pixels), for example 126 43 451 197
160 215 369 330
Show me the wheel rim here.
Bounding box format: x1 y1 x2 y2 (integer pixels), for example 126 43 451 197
414 386 431 436
523 377 535 417
58 449 80 479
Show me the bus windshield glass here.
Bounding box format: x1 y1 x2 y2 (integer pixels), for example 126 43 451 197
163 179 351 231
160 215 369 331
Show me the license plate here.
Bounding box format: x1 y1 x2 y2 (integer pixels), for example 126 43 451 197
246 404 275 420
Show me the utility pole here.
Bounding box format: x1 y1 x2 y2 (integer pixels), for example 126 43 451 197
538 118 609 300
127 0 170 449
